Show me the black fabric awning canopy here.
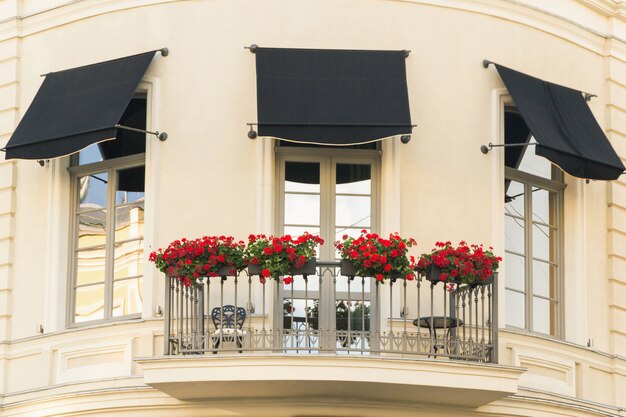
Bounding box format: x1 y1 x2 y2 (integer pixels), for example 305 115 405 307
255 47 413 145
496 64 625 180
3 51 156 160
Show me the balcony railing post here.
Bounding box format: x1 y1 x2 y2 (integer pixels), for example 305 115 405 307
491 279 499 363
163 274 172 355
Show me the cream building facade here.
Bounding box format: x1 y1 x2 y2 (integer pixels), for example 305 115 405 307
0 0 625 416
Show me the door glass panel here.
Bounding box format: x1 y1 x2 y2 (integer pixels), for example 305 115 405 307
284 194 320 225
285 162 320 193
335 196 371 228
336 164 371 194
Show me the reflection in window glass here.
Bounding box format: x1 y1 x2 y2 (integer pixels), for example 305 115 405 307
78 173 108 210
76 247 106 286
113 240 144 280
112 277 143 317
335 196 371 228
505 290 525 329
532 224 552 261
532 261 553 298
533 297 552 335
115 205 144 242
77 210 107 249
505 215 525 255
74 284 105 322
518 137 552 179
285 162 320 193
336 164 371 194
505 252 525 292
285 194 320 225
116 165 145 204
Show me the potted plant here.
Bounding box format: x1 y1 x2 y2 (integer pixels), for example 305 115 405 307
149 235 247 286
245 232 324 282
415 241 502 287
335 230 416 282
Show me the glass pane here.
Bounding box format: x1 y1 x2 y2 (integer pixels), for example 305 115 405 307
505 290 525 329
78 172 108 210
505 252 525 292
336 164 371 194
74 284 105 322
115 166 145 205
285 162 320 193
533 261 556 299
505 215 525 254
77 210 107 248
518 137 552 178
532 223 553 261
113 239 144 279
532 188 554 224
284 194 320 225
533 297 554 335
77 144 104 165
336 300 370 331
112 277 143 317
335 196 371 228
115 204 144 242
76 247 106 286
504 180 524 216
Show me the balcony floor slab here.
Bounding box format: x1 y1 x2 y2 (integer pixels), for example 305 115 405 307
136 354 525 408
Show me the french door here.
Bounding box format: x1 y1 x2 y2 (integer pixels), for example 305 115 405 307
277 149 379 351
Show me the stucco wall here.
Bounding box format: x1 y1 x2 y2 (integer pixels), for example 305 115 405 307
0 0 624 415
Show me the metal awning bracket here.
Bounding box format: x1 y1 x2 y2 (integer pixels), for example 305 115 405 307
481 141 537 154
115 124 168 141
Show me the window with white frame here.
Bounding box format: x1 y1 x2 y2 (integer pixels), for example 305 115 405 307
68 96 146 325
504 107 565 337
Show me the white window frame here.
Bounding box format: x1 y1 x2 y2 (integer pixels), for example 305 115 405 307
42 78 160 331
500 100 566 338
67 152 146 326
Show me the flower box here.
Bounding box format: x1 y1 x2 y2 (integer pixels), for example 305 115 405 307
248 258 317 277
287 258 317 276
340 259 406 279
424 264 496 287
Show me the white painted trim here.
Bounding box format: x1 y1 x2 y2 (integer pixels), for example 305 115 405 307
139 76 160 320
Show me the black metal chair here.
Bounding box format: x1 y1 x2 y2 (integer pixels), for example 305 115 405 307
211 305 247 352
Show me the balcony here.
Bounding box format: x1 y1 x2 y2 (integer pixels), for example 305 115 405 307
138 262 524 407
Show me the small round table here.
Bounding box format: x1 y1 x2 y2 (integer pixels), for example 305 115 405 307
413 316 464 356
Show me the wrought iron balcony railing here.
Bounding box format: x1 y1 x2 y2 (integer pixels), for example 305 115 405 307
163 261 498 362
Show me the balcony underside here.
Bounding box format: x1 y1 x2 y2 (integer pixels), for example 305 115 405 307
137 355 524 408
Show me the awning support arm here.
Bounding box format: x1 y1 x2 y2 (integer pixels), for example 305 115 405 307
482 59 596 101
245 122 416 143
116 124 168 141
481 142 537 154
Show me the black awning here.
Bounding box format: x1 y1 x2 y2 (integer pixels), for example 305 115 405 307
496 64 625 180
255 47 412 145
3 51 156 160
